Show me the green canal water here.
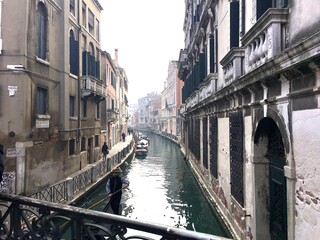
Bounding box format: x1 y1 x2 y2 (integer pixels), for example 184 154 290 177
79 131 232 238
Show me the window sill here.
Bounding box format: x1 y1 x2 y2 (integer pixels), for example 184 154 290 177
69 73 78 79
36 57 50 66
69 116 78 121
36 114 51 119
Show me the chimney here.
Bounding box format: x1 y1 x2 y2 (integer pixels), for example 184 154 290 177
114 48 118 66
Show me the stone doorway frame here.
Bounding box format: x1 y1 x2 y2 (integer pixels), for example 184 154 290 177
252 107 295 240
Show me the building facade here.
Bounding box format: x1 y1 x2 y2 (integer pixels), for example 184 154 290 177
179 0 320 239
0 0 109 195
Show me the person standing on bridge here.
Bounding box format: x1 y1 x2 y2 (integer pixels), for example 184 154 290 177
106 168 129 215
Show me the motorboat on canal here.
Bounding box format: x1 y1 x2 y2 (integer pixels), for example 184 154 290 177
135 136 149 158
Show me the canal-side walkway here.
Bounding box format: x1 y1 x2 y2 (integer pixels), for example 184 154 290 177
29 135 135 204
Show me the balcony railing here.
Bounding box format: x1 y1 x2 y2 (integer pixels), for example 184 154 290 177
241 8 289 74
82 75 106 99
220 48 245 85
185 73 217 109
0 193 230 240
106 109 118 122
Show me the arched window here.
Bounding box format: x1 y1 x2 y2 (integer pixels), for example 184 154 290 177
37 3 48 60
69 30 79 75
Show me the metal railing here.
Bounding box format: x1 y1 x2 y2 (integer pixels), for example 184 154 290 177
29 142 135 204
0 193 230 240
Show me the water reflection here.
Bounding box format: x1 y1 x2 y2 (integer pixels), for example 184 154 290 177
121 132 230 237
79 131 231 238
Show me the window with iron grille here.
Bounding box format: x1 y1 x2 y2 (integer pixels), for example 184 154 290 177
69 95 75 117
210 115 218 179
229 111 244 206
69 139 75 155
203 116 208 169
37 3 47 60
88 9 94 35
36 87 48 115
195 118 201 161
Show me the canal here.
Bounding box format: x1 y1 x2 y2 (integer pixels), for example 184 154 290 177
78 131 232 238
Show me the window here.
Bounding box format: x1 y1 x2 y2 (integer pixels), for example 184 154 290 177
96 19 100 40
37 3 47 60
230 1 239 48
70 0 75 15
96 102 100 119
95 135 99 147
82 98 87 118
81 137 86 151
88 9 94 35
69 95 75 117
37 87 48 115
69 139 75 155
82 2 86 27
69 30 79 75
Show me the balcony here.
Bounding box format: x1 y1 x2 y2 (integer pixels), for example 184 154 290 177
107 108 119 122
82 76 106 101
241 8 288 74
220 48 245 85
186 73 217 109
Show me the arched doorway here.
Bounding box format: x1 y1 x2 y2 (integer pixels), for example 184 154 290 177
253 117 287 240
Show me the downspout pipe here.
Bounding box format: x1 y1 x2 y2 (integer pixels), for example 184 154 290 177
0 0 3 54
77 0 81 142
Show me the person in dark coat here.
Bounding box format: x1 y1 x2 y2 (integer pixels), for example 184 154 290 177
121 132 126 142
101 142 109 160
105 168 129 215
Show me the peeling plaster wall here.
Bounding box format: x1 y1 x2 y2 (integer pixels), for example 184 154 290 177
289 1 320 45
217 117 231 208
293 109 320 239
244 116 254 230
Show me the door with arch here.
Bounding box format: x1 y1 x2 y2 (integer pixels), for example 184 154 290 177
267 123 287 240
254 117 288 240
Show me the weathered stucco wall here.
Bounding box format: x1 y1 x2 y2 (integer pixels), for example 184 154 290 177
217 117 230 208
289 1 320 45
293 109 320 239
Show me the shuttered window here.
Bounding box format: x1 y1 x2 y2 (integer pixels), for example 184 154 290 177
69 30 79 75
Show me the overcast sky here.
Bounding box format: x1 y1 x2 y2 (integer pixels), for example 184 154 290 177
100 0 185 104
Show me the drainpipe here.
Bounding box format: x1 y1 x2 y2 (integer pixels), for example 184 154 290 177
77 0 81 142
0 0 3 54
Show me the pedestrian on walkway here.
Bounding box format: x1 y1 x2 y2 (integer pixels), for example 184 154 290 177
106 168 129 215
101 142 109 161
121 132 126 142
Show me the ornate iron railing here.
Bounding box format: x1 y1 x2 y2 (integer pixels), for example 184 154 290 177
0 193 230 240
29 141 135 204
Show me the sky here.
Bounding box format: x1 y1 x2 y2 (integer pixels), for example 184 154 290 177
100 0 185 104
